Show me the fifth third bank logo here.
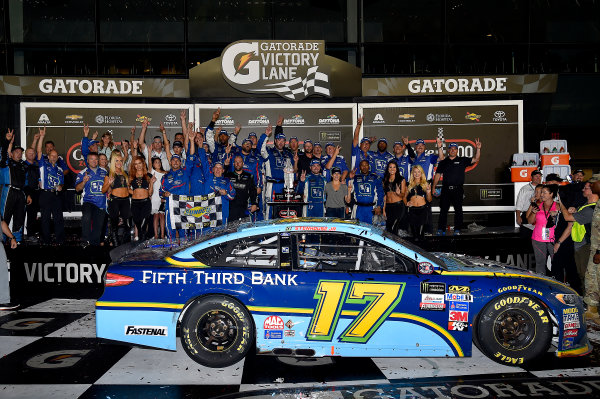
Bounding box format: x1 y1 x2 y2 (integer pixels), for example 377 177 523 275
221 40 331 101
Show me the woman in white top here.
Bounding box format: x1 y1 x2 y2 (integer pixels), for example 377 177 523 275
98 131 117 160
150 156 167 239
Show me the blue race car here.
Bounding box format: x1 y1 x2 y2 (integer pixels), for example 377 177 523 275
96 218 591 368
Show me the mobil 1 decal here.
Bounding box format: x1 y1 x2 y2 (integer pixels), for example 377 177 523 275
359 102 520 207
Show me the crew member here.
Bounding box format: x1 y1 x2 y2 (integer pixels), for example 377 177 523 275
350 159 384 224
37 127 65 245
297 159 327 217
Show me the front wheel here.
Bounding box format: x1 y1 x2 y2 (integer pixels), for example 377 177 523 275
475 294 552 366
180 296 254 368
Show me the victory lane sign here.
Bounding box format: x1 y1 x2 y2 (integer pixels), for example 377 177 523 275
221 40 331 101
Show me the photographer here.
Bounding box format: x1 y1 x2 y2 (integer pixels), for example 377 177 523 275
527 184 559 275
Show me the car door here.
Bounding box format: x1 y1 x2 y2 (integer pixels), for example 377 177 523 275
281 232 462 358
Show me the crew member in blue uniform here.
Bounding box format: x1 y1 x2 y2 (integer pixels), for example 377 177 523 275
410 138 445 181
160 139 195 240
297 159 327 217
392 137 416 178
75 151 108 246
350 159 384 224
37 128 65 244
205 108 238 165
351 115 375 171
371 138 395 179
260 119 294 219
322 144 349 182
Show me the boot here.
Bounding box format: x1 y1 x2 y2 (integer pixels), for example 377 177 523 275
585 306 600 324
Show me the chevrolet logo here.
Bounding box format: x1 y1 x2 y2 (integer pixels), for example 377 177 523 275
65 115 83 120
398 114 415 119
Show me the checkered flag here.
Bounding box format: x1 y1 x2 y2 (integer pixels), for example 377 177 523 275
251 66 330 101
437 127 446 155
169 193 223 230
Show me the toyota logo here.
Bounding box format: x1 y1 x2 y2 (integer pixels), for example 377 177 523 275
494 111 506 118
165 114 176 122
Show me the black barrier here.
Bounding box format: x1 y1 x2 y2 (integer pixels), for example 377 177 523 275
8 245 112 301
6 230 534 302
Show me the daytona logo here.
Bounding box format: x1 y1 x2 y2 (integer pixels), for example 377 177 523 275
125 325 168 336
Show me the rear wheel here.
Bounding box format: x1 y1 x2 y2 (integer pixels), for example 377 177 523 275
180 296 253 368
475 294 552 366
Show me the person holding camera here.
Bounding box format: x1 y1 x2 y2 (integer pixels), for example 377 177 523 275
527 184 559 275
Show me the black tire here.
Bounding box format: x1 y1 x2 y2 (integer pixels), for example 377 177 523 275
475 294 552 366
180 296 254 368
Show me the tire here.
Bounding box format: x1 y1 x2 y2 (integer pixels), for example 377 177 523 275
475 294 552 366
180 296 254 368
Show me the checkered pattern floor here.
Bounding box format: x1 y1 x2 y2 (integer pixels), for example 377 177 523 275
1 299 600 398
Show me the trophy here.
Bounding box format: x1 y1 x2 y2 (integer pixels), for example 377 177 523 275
283 158 295 201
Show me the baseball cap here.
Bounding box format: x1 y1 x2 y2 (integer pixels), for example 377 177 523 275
248 132 257 138
171 154 182 160
331 167 342 174
289 136 298 142
545 173 563 182
573 169 584 174
531 170 542 177
88 140 99 147
313 142 322 147
213 160 224 167
275 133 286 140
242 138 252 145
378 138 387 143
448 142 458 148
415 139 425 145
325 142 334 148
360 137 371 144
173 141 183 148
218 130 229 136
310 159 321 166
12 146 24 152
304 139 312 145
394 141 405 147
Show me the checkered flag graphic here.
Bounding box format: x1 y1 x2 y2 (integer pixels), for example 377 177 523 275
169 193 223 230
251 66 330 100
437 127 446 155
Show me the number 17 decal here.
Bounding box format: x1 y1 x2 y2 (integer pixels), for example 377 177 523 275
307 280 405 343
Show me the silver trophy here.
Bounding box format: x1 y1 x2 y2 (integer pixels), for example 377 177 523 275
283 158 295 200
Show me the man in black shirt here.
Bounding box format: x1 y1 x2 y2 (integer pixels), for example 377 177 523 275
225 155 258 222
432 140 481 235
294 139 316 177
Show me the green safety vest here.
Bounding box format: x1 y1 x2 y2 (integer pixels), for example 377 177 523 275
572 202 597 242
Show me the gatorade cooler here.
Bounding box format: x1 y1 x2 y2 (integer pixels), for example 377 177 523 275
511 153 539 182
540 139 569 167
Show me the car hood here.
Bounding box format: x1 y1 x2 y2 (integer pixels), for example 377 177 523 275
433 252 540 278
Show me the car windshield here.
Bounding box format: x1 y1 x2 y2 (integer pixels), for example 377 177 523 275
380 230 447 270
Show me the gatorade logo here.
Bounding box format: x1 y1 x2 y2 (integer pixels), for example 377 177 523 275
519 169 528 178
551 156 560 165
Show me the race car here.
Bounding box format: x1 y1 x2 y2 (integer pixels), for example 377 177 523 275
96 218 591 368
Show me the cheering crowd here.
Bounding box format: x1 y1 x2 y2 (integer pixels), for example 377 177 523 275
0 108 486 247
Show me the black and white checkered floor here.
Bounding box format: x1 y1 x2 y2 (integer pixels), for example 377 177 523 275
1 299 600 399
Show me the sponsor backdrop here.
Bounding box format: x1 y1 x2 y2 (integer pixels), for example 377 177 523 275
21 103 194 175
195 103 357 163
358 100 522 210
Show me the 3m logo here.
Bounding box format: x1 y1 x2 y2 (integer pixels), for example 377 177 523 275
449 311 468 322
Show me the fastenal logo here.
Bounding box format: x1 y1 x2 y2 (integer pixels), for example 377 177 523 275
398 113 416 123
493 110 507 122
372 113 385 124
215 114 235 126
38 114 51 124
465 112 481 122
318 114 340 125
284 114 305 125
248 115 270 125
125 325 168 336
221 40 331 101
